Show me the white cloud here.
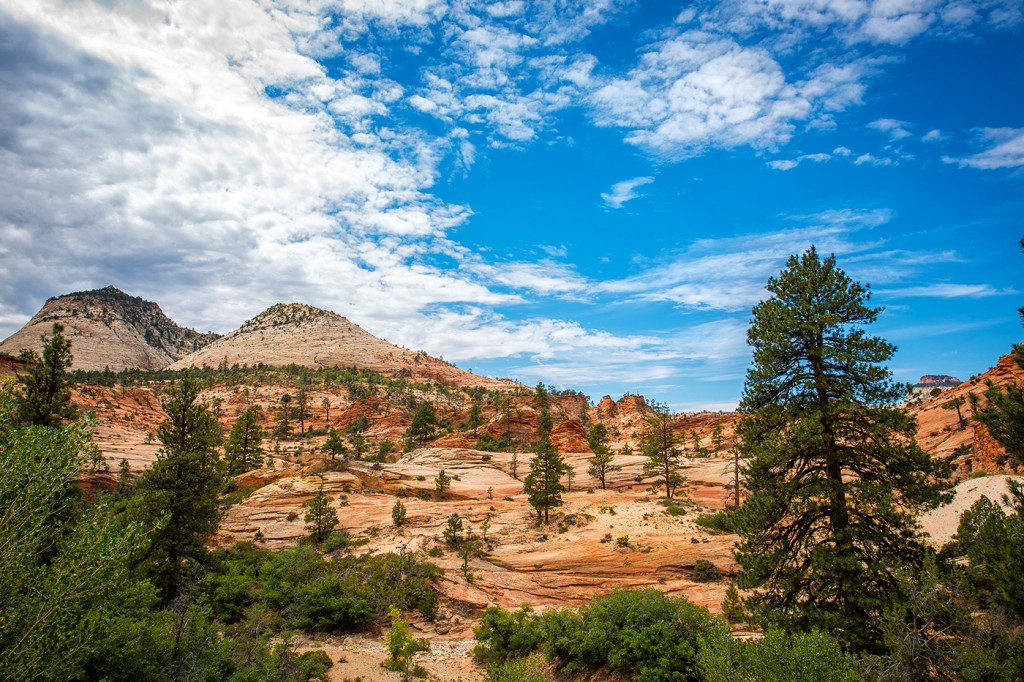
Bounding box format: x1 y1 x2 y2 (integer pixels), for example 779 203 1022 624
870 117 913 139
945 127 1024 169
854 152 895 166
767 151 831 170
877 283 1011 298
601 176 656 208
922 128 945 141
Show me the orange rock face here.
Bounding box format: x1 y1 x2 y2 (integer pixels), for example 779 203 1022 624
908 346 1024 475
550 418 591 453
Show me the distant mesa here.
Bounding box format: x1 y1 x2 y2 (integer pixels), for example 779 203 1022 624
170 302 518 390
916 374 962 387
0 286 220 372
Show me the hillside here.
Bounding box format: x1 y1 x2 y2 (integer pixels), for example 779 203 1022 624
0 286 220 371
170 303 519 391
909 345 1024 475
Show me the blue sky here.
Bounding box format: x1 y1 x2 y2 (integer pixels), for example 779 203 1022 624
0 0 1022 410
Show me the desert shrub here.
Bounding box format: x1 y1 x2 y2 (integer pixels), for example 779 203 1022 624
487 654 551 681
542 589 717 680
475 434 512 452
474 605 546 666
204 544 440 631
692 560 723 582
694 510 736 534
698 625 859 682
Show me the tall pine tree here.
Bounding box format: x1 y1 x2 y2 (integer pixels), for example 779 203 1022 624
16 322 75 427
523 435 569 523
135 374 225 602
734 247 947 652
224 406 264 474
641 403 684 499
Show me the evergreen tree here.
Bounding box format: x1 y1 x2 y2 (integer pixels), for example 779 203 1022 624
321 428 348 462
225 406 265 474
391 499 407 527
294 382 310 436
407 401 438 445
734 247 947 652
434 468 452 500
303 483 338 544
276 394 292 437
641 403 684 499
523 435 569 523
16 322 75 426
135 374 225 603
534 383 554 438
466 398 484 434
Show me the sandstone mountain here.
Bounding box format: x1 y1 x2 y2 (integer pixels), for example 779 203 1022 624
0 286 220 371
170 302 519 390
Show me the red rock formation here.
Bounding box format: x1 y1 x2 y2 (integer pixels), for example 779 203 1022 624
550 418 591 453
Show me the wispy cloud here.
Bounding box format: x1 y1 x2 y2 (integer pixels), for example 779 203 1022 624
601 176 655 208
877 283 1014 299
945 128 1024 169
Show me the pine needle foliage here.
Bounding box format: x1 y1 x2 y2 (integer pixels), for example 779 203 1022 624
734 247 948 652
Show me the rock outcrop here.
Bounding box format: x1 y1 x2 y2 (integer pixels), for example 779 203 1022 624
0 286 219 371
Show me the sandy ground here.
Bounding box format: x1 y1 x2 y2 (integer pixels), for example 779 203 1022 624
298 634 483 682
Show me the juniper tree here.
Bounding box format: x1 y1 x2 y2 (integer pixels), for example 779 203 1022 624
16 322 75 427
434 468 452 500
733 247 947 652
641 403 684 499
523 435 569 523
224 406 264 474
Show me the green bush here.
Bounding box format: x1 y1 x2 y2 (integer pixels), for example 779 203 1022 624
547 589 715 680
694 510 736 534
473 606 545 665
205 543 440 631
698 625 859 682
692 560 723 582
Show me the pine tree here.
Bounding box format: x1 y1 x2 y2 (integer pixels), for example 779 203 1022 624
734 247 947 652
134 374 225 602
434 469 452 500
303 483 338 544
523 435 569 523
224 406 264 474
641 403 684 499
392 499 407 527
16 322 75 426
407 401 438 445
321 428 348 462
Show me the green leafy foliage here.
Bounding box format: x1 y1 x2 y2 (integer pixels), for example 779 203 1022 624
734 247 948 652
474 589 717 681
205 543 440 631
697 626 860 682
0 385 148 680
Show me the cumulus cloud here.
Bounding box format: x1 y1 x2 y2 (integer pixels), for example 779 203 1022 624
601 176 656 208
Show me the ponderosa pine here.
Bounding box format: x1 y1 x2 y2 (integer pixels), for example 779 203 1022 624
734 246 947 652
